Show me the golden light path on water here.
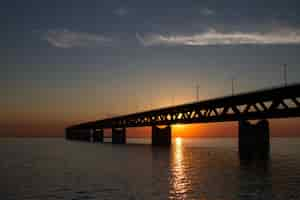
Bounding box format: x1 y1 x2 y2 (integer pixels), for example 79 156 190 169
170 136 192 199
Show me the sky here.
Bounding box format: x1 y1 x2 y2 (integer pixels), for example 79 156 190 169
1 0 300 137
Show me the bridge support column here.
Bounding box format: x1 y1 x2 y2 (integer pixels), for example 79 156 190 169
92 129 104 143
65 128 71 140
65 129 91 141
112 128 126 144
152 125 171 146
239 120 270 160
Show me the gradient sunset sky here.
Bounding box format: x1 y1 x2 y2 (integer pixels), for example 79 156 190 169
1 0 300 137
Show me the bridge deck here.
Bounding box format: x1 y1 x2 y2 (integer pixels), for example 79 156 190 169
68 84 300 130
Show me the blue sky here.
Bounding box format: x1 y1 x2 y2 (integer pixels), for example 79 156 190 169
1 0 300 136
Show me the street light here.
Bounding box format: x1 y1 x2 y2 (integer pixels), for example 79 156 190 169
231 77 236 96
196 84 200 101
283 64 287 87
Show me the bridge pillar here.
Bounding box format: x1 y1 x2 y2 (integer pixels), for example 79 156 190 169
92 129 104 143
65 128 91 141
152 125 171 146
112 127 126 144
239 120 270 160
65 128 71 140
81 129 92 141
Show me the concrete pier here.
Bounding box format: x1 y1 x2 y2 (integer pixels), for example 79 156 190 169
152 125 171 146
65 128 91 141
239 120 270 160
92 129 104 143
112 127 126 144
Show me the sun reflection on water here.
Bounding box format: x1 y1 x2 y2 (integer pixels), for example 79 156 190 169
170 137 191 198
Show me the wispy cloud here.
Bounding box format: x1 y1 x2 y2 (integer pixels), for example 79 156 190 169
136 28 300 46
42 29 113 48
200 8 215 16
113 7 128 17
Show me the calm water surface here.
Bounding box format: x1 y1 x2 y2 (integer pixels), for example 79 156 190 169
0 138 300 200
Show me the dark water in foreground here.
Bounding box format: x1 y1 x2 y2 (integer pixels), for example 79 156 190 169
1 138 300 200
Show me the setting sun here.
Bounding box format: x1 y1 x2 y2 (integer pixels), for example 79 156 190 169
173 124 184 129
172 124 187 138
175 137 182 145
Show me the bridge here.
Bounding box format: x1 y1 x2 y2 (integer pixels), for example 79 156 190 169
66 84 300 159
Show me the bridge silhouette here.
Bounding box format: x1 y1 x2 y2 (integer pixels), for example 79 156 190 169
66 84 300 159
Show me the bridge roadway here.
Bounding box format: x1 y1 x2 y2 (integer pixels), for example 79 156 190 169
66 84 300 160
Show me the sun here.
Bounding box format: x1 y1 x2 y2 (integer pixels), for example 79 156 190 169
175 137 182 145
173 124 184 129
172 124 186 137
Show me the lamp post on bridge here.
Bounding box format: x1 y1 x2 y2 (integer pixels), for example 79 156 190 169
196 84 200 102
283 64 288 87
231 77 236 96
